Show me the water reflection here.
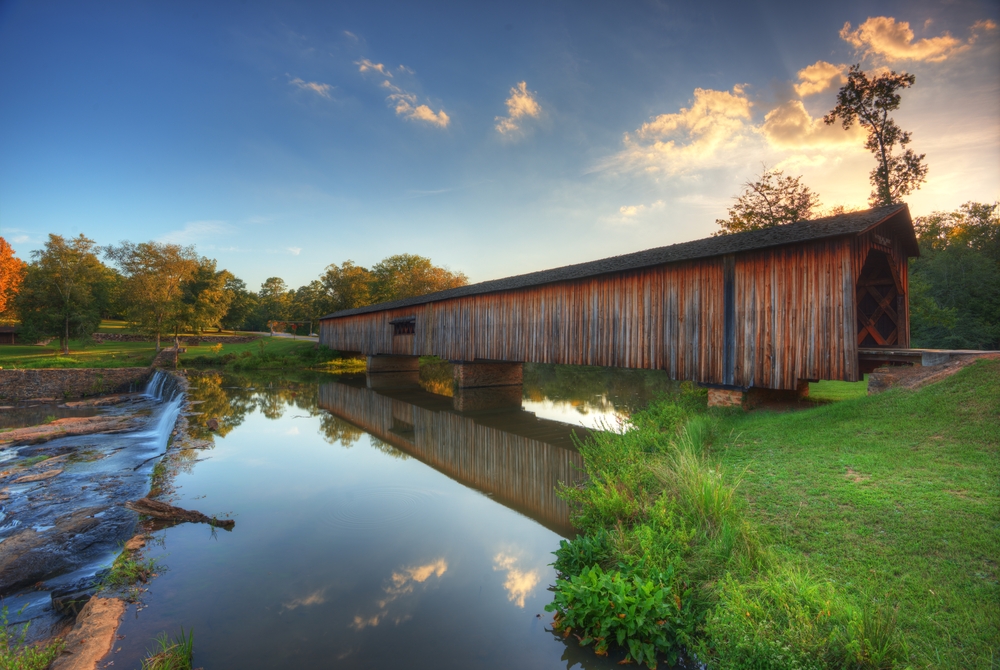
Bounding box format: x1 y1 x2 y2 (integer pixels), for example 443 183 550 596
112 367 683 670
318 376 587 535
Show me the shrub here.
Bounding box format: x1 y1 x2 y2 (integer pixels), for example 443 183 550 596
547 563 696 669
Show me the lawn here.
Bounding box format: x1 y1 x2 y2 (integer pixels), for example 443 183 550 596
0 331 321 369
716 359 1000 668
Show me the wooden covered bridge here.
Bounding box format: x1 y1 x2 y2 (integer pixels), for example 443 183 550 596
319 204 918 405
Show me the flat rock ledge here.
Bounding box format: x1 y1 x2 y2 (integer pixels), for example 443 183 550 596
0 415 143 447
50 596 126 670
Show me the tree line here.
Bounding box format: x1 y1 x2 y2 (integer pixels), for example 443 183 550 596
0 235 467 353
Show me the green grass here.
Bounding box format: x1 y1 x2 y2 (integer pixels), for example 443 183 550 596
551 361 998 669
0 607 64 670
141 629 194 670
101 552 160 602
808 376 870 402
0 340 159 368
715 359 1000 669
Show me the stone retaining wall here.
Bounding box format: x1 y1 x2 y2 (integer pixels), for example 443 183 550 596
0 368 152 401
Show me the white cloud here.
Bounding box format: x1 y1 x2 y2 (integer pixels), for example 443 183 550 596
287 247 302 255
794 61 847 97
356 58 392 77
282 590 325 611
839 16 990 62
380 80 450 128
759 100 866 150
343 30 358 42
605 85 753 175
157 220 231 245
289 77 334 99
495 81 542 135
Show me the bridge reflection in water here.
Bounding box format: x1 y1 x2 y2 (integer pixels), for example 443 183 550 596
317 374 587 536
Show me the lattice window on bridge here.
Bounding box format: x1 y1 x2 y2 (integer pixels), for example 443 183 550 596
390 317 416 336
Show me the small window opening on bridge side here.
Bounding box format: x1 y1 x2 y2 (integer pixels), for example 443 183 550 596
390 317 416 336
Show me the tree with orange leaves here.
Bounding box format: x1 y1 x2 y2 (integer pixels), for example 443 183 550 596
0 237 26 318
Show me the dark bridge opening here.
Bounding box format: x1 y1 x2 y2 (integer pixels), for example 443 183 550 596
857 250 903 348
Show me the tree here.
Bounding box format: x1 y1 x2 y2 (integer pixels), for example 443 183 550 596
320 260 372 314
824 64 928 207
221 276 258 331
714 167 820 235
909 202 1000 349
369 254 468 303
16 234 112 353
257 277 291 333
0 237 26 318
104 241 198 350
177 260 233 334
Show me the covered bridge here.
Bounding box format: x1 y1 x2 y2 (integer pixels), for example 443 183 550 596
319 204 917 405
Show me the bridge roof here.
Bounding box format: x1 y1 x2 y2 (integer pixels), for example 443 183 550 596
322 203 914 320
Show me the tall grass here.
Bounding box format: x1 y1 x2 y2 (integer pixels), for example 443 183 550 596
547 385 909 669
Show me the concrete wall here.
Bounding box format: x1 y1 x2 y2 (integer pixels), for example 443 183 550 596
0 368 152 401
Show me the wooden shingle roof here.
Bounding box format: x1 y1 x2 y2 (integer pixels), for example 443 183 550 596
322 203 914 320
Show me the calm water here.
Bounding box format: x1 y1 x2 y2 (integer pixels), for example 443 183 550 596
110 365 676 669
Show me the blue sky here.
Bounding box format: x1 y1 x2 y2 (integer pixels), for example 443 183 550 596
1 0 997 290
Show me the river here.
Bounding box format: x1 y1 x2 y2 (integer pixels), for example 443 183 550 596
108 364 677 669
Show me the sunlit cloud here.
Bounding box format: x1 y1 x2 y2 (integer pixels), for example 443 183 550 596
287 246 302 255
157 220 231 245
355 58 392 77
380 81 449 128
351 558 448 630
794 61 847 97
359 69 450 128
839 16 990 62
604 85 753 174
288 76 334 99
760 100 865 150
282 589 325 612
493 553 539 608
495 81 542 136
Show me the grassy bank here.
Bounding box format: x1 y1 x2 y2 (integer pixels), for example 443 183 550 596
549 360 998 669
0 332 356 372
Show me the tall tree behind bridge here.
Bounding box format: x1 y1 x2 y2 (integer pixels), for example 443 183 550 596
0 237 26 319
714 167 819 235
910 202 1000 349
369 253 468 303
17 234 113 353
824 65 928 207
104 241 198 351
320 261 372 313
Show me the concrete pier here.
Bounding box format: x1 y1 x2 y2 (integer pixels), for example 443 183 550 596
452 361 523 389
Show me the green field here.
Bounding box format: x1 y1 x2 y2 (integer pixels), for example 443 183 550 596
551 360 998 669
717 360 999 668
0 331 322 369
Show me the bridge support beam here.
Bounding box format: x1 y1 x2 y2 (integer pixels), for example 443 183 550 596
707 381 810 408
366 355 420 373
366 355 421 389
452 361 523 389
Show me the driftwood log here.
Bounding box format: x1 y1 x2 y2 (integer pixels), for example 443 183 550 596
125 497 235 530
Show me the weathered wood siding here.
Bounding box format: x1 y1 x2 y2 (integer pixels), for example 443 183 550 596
317 382 583 534
321 225 913 390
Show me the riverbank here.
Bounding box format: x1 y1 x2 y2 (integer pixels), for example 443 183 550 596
549 359 999 668
0 371 213 669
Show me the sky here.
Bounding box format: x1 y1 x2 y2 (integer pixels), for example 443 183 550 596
1 0 997 290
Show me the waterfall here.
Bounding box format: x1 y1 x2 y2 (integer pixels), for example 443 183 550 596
137 370 184 447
